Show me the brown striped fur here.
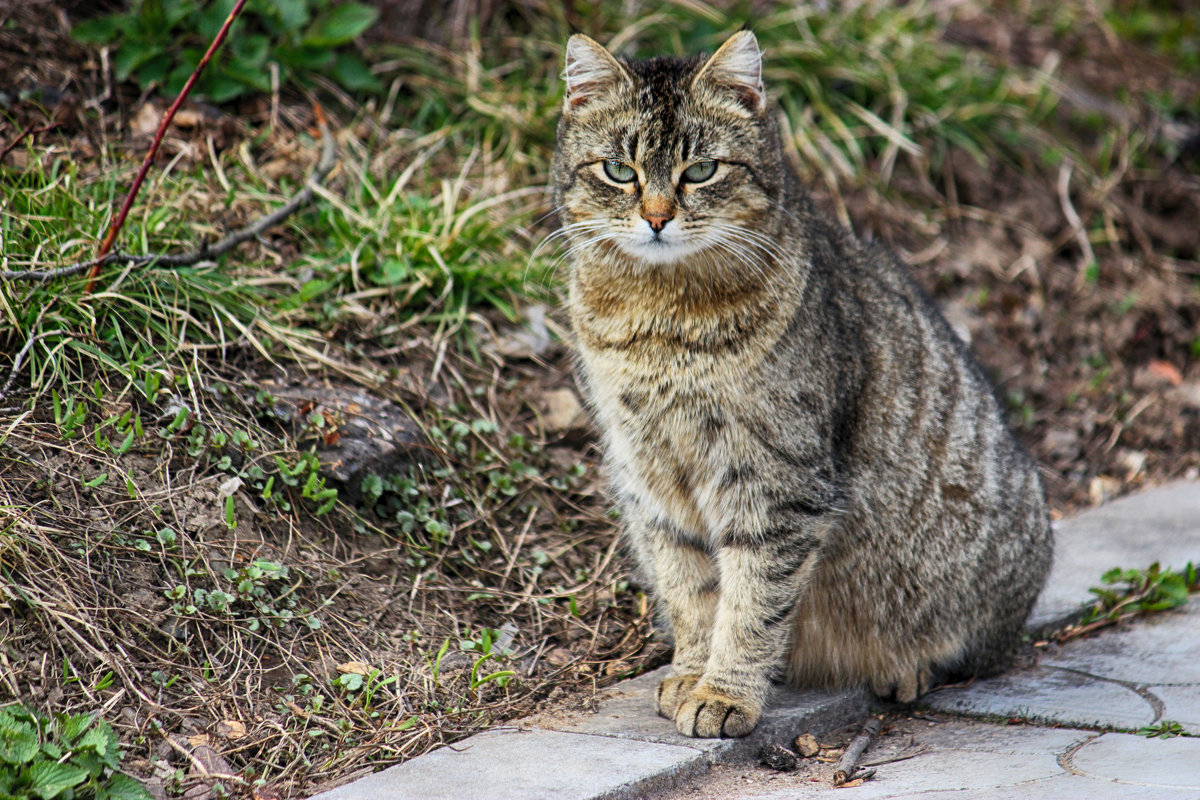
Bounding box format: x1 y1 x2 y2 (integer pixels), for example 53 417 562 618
552 31 1052 738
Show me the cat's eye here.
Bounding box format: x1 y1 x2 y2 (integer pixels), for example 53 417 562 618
682 160 718 183
603 159 637 183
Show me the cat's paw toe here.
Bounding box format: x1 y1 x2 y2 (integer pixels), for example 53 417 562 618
674 685 760 738
656 674 700 719
870 664 933 703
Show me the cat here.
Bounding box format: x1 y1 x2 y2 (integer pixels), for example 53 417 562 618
551 30 1053 739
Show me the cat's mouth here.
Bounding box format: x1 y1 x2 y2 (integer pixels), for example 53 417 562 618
619 228 705 265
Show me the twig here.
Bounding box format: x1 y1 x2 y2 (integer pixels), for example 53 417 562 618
861 741 929 767
1057 161 1097 285
84 0 251 293
0 329 65 402
833 716 881 786
0 112 337 284
0 122 60 163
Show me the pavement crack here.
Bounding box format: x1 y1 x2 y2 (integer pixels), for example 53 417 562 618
1055 732 1102 776
1046 666 1166 721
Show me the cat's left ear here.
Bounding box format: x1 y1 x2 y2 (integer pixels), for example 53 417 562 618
693 30 765 116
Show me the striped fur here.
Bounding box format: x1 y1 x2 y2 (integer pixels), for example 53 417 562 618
552 31 1052 738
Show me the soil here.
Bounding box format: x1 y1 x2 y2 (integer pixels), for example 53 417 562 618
2 1 1199 798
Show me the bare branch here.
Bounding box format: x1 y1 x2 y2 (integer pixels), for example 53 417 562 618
84 0 251 292
0 114 337 284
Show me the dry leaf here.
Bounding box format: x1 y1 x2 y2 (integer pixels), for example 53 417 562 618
337 661 371 675
217 720 246 740
131 103 161 137
544 647 574 668
1147 359 1183 387
172 109 203 129
543 388 585 432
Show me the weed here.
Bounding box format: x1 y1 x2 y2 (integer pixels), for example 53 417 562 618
1081 561 1198 625
0 704 151 800
71 0 381 102
1138 720 1185 739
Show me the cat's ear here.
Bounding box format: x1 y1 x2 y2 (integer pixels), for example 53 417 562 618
693 30 765 115
563 34 630 111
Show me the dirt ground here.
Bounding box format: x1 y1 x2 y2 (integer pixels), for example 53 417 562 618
2 1 1199 798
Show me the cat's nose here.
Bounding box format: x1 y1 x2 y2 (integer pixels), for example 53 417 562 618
641 197 675 233
643 212 673 233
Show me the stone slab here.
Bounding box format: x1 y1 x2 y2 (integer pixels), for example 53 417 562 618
643 720 1200 799
1040 600 1200 686
1149 685 1200 735
1031 480 1200 629
308 727 706 800
923 665 1157 731
541 665 870 762
1068 731 1200 791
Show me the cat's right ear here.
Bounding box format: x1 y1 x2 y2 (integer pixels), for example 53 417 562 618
563 35 630 112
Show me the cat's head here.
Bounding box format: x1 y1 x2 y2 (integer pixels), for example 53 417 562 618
552 31 786 268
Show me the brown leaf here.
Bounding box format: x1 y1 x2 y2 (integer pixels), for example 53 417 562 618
544 647 574 668
216 720 246 740
1147 359 1183 387
542 389 585 432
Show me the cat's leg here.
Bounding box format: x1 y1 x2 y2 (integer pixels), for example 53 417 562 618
672 521 828 738
625 516 720 721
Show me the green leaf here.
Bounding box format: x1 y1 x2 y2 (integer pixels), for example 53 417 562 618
27 761 89 799
112 44 162 83
304 4 378 47
76 719 117 759
0 721 39 766
56 713 95 745
103 773 155 800
272 0 311 32
330 52 381 93
71 16 123 44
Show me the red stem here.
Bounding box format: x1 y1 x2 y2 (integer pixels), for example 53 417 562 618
84 0 250 293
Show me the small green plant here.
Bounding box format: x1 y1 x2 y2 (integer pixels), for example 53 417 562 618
1081 562 1199 626
165 558 324 633
333 666 398 710
71 0 381 103
459 628 517 691
0 704 152 800
1138 720 1185 739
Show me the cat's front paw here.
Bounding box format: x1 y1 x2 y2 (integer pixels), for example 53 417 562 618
673 684 761 738
655 674 700 719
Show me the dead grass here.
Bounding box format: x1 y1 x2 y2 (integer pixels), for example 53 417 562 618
1 1 1199 798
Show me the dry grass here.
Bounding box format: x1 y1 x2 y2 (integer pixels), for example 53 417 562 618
2 1 1200 798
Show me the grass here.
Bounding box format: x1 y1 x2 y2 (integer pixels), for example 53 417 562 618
3 0 1200 796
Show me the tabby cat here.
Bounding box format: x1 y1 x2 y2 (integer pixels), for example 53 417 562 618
551 30 1052 739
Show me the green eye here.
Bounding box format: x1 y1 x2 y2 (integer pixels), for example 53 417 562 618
603 159 637 183
682 160 718 183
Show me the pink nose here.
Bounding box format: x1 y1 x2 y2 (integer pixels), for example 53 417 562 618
643 213 672 232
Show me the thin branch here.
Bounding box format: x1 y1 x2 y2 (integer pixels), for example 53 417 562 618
1058 160 1098 285
84 0 251 293
0 122 61 163
0 113 337 284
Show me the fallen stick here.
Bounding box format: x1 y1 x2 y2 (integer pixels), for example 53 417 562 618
833 716 881 786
